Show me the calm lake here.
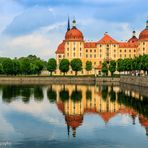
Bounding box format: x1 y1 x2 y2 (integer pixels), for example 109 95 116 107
0 84 148 148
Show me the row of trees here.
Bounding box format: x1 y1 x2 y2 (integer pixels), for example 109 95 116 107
0 55 92 76
0 55 46 75
48 58 92 76
102 55 148 76
0 54 147 76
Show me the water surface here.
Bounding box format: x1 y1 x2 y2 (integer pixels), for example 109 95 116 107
0 84 148 148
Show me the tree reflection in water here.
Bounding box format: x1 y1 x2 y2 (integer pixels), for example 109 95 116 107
47 85 57 103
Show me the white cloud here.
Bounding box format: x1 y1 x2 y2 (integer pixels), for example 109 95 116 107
0 22 66 59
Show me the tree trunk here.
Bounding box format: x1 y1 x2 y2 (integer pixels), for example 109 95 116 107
75 71 77 76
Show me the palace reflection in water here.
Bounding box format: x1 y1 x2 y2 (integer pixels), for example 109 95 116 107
0 84 148 139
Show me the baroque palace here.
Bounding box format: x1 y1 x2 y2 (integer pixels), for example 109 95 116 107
55 19 148 75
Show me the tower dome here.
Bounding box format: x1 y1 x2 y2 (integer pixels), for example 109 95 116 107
65 20 84 41
139 20 148 41
128 31 138 43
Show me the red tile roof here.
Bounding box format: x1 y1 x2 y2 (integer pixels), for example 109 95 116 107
84 42 97 48
128 36 138 43
98 34 118 44
119 42 138 48
55 42 65 54
65 28 84 41
99 112 117 123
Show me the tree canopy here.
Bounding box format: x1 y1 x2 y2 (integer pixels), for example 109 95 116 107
71 58 82 75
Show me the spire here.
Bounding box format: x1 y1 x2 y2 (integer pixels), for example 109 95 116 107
72 19 76 28
67 17 70 31
67 125 70 136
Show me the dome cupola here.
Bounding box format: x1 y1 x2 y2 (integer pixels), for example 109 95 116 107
65 19 84 41
128 31 138 43
139 19 148 41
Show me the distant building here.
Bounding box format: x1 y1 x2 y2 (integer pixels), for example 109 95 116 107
55 19 148 75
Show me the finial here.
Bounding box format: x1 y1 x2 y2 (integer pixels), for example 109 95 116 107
146 17 148 29
72 19 76 28
72 128 76 138
132 30 136 37
104 32 108 35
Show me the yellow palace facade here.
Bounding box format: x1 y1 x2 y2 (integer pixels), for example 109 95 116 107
55 19 148 75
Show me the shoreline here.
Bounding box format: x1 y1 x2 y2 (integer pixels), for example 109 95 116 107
0 76 147 87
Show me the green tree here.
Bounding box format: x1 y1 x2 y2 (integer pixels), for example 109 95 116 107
47 58 57 76
19 58 31 75
85 61 92 74
2 58 13 75
102 61 108 76
0 63 3 74
71 58 82 76
109 60 116 76
12 59 21 75
117 59 124 74
59 59 69 75
141 55 148 75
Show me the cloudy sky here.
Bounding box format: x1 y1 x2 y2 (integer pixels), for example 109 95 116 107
0 0 148 60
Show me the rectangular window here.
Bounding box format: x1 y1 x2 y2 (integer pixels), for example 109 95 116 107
94 54 96 58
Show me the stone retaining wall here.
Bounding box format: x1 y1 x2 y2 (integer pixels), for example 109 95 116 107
0 76 147 87
120 76 148 87
0 76 95 85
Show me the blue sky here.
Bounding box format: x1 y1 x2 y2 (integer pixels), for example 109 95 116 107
0 0 148 60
